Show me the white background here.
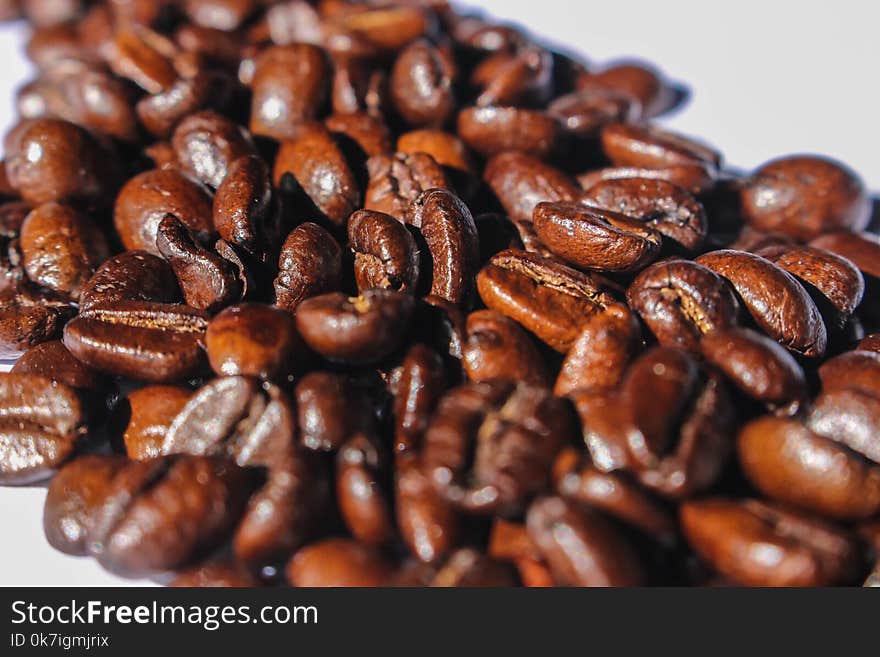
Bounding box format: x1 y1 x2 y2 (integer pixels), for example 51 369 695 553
0 0 877 586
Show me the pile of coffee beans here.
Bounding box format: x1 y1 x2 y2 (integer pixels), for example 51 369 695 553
1 0 878 587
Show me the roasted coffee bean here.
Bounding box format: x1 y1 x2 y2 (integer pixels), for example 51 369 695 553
406 188 479 304
577 164 716 196
554 304 640 397
809 231 880 281
458 106 560 159
296 289 414 364
0 373 86 485
859 334 880 354
533 201 662 272
172 111 257 190
696 250 827 358
581 177 708 251
462 309 550 386
108 26 178 95
11 340 103 392
819 351 880 398
348 210 420 294
63 302 209 383
484 151 580 222
171 560 261 587
392 343 446 453
680 498 859 586
627 259 739 352
390 39 456 128
395 453 458 563
205 303 303 380
701 327 807 413
365 151 451 222
273 123 361 228
273 222 342 312
472 45 553 108
397 130 474 173
477 249 619 353
422 381 574 514
337 434 394 545
741 156 870 241
756 243 865 318
807 388 880 465
0 296 73 358
325 112 393 158
576 62 672 118
4 118 113 206
601 122 721 171
576 347 735 498
548 88 636 138
114 169 214 255
430 548 515 587
137 71 236 139
286 538 393 587
295 371 372 453
79 251 179 312
19 202 110 299
738 416 880 520
184 0 256 30
250 44 330 140
119 386 193 461
43 455 128 556
526 496 643 586
212 155 276 261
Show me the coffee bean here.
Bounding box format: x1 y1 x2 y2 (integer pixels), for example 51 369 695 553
463 309 550 386
395 453 458 563
809 231 880 280
576 61 671 118
857 334 880 354
741 156 870 241
807 388 880 465
286 537 393 587
109 26 178 95
458 106 560 159
137 70 236 139
397 130 475 173
325 112 393 158
548 88 636 138
431 548 515 587
0 296 73 358
184 0 257 31
680 498 859 586
172 110 257 189
119 386 193 460
348 210 420 294
696 250 827 357
390 39 456 128
11 340 103 392
170 560 260 587
213 155 276 262
0 373 86 484
337 433 394 545
273 222 342 312
601 122 721 171
79 251 179 312
472 45 553 108
392 343 447 453
819 350 880 398
365 151 451 222
295 371 371 453
484 151 580 223
577 164 716 196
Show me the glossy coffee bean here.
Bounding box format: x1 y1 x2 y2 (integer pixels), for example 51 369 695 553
286 538 393 587
336 434 395 545
807 388 880 465
477 249 619 353
364 151 451 222
819 350 880 398
681 498 859 586
108 27 178 95
390 39 456 128
295 289 414 364
627 259 739 352
213 155 275 261
11 340 103 392
859 334 880 354
601 122 720 171
273 223 342 312
348 210 420 294
458 106 560 159
577 164 716 196
548 88 636 138
137 70 236 139
472 45 553 108
576 61 671 118
809 231 880 281
430 548 515 587
170 560 260 588
325 112 393 158
120 386 193 460
738 416 880 520
0 373 86 484
295 371 372 453
395 453 458 563
114 169 214 255
172 110 257 189
741 156 869 241
397 130 474 173
392 343 447 453
463 309 550 386
0 297 74 358
205 303 303 380
696 250 827 358
484 151 580 223
533 201 662 272
79 251 179 312
184 0 257 31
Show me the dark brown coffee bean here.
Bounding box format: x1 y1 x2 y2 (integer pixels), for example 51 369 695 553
526 496 643 586
422 381 574 514
250 44 330 140
334 4 429 53
701 327 807 413
577 62 673 117
365 151 451 222
295 289 414 364
739 416 880 520
680 498 859 586
295 371 370 453
601 122 721 171
463 309 550 386
79 251 179 312
20 202 110 299
430 548 515 587
212 155 275 261
533 201 662 272
0 373 86 484
484 151 580 223
406 188 479 304
696 250 827 358
741 156 870 241
137 71 236 139
859 334 880 354
4 118 113 206
348 210 420 294
286 538 393 587
172 110 257 189
337 434 394 545
108 26 178 95
395 453 458 563
458 106 560 159
627 259 740 352
809 231 880 281
0 297 73 358
325 112 393 158
473 46 553 108
807 388 880 465
88 455 252 578
548 88 636 138
476 249 619 353
120 386 193 460
273 123 361 228
397 129 475 173
184 0 256 30
577 164 716 196
581 177 708 251
43 455 128 556
11 340 103 392
156 214 242 312
273 222 342 312
170 560 260 587
205 303 303 380
390 39 456 128
554 304 640 397
63 302 209 383
392 343 446 453
756 243 865 317
819 350 880 398
114 169 214 255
